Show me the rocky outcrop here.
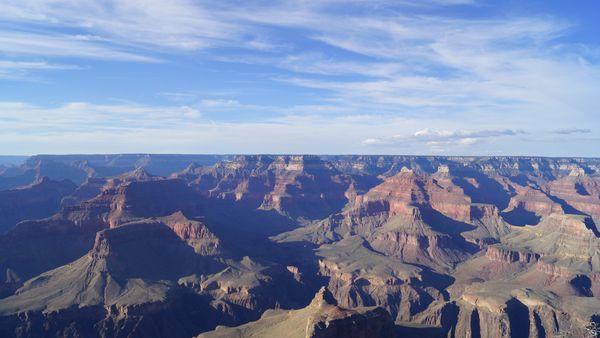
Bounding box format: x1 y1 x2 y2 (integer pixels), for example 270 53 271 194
503 185 563 221
260 156 352 219
314 237 447 322
61 177 201 228
182 255 311 316
370 226 471 269
157 211 222 256
485 245 540 264
547 176 600 219
448 284 600 338
503 214 600 272
0 221 205 312
278 169 478 269
198 287 395 338
470 203 500 220
427 171 473 222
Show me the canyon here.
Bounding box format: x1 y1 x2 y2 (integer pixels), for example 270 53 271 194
0 154 598 337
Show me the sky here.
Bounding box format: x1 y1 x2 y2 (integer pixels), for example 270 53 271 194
0 0 599 156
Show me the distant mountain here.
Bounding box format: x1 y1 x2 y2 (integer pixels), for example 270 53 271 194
0 156 27 166
0 154 232 190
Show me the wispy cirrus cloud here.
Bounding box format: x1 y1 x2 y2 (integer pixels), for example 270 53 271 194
0 60 80 80
0 1 599 155
0 1 237 50
0 101 201 133
0 0 277 61
0 31 161 62
272 15 598 123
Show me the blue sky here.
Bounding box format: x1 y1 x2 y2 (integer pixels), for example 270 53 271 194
0 0 599 156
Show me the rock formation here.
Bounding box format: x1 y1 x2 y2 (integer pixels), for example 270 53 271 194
198 287 395 338
0 155 598 337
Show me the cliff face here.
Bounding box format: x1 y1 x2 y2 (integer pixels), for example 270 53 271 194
276 167 479 269
444 284 600 338
0 172 205 296
0 155 599 338
314 237 448 324
0 177 76 234
0 221 213 338
158 211 222 256
547 176 600 219
173 155 360 221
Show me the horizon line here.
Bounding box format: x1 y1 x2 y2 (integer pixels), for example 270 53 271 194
2 153 600 160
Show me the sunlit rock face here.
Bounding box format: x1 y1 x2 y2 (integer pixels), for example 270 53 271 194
0 155 599 337
198 287 395 338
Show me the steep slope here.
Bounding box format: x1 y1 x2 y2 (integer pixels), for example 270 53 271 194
504 214 600 270
0 175 204 294
0 220 225 338
0 219 316 338
60 177 108 207
315 236 450 322
0 221 207 314
157 211 222 256
0 166 37 191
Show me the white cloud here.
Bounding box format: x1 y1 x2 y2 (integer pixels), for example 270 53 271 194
0 1 237 50
362 138 384 145
2 0 600 123
362 128 525 151
0 31 160 62
456 138 479 145
0 1 598 156
413 129 523 140
0 0 280 61
0 101 597 156
0 101 202 133
553 128 592 135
